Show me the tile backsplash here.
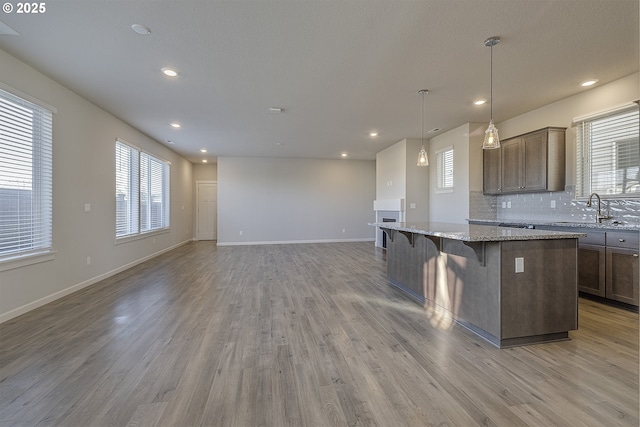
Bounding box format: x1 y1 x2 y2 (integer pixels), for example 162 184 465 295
470 186 640 225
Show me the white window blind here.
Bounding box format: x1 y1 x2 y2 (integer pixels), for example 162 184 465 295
140 152 170 232
436 146 454 192
115 140 170 239
575 103 639 198
115 140 139 237
0 88 53 259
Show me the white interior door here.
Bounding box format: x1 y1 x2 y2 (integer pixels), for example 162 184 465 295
197 182 217 240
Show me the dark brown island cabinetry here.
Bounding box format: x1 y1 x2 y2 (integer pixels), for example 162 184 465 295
375 222 583 348
538 226 639 307
483 127 566 195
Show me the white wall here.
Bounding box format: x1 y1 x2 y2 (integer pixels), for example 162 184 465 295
193 163 218 182
467 123 485 193
376 140 407 201
0 49 194 322
217 157 375 244
375 138 429 223
404 139 430 222
427 123 484 223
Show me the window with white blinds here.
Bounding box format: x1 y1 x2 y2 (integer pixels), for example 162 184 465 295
436 146 454 193
140 152 170 232
115 139 170 239
575 103 639 198
115 140 139 237
0 88 53 259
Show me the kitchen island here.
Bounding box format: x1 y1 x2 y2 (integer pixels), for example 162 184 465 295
372 222 586 348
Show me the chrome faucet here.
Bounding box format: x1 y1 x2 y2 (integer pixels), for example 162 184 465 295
586 192 610 223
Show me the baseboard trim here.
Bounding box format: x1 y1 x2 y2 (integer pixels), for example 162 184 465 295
217 238 375 247
0 239 193 324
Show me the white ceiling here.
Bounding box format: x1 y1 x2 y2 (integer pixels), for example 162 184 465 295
0 1 637 163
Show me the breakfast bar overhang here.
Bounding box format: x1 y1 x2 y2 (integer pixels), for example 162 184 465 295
371 222 587 348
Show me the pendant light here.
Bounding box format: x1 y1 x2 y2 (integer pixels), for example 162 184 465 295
482 36 500 150
417 89 429 166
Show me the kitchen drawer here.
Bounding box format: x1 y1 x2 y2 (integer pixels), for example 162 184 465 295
580 230 606 246
606 231 639 250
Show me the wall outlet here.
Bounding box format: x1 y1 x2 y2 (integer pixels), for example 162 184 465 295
515 257 524 273
342 228 346 233
84 203 91 212
550 200 556 209
507 201 512 209
501 202 506 209
86 256 91 266
239 230 243 236
410 203 416 209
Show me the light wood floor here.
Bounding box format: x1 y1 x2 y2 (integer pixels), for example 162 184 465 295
1 241 638 426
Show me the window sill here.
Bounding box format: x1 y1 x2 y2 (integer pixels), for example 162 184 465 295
115 228 170 245
436 188 454 194
0 250 57 272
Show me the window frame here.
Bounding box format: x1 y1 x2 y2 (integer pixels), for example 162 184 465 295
115 139 140 238
435 145 454 194
115 139 170 243
574 102 639 200
139 151 170 233
0 85 56 270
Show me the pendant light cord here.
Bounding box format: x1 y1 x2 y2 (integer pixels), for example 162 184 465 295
421 91 425 147
490 43 493 122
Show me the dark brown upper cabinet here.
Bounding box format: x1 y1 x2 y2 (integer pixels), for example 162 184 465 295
483 127 566 195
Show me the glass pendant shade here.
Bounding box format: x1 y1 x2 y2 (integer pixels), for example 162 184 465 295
417 146 428 166
483 36 500 150
483 120 500 149
417 89 429 166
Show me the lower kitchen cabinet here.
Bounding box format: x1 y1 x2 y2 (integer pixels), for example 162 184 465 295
578 244 606 297
606 248 639 305
605 231 640 305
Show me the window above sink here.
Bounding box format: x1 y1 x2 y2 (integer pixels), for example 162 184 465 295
575 102 639 200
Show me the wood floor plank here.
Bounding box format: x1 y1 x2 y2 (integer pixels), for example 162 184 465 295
0 241 637 426
125 402 168 427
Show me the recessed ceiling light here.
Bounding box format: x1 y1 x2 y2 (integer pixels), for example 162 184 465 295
269 107 283 113
369 132 379 137
170 122 181 128
202 159 208 163
473 99 486 105
200 149 207 153
341 153 348 158
161 68 179 77
131 24 151 35
581 79 598 87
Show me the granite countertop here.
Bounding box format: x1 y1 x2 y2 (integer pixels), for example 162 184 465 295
370 221 586 242
468 218 640 231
